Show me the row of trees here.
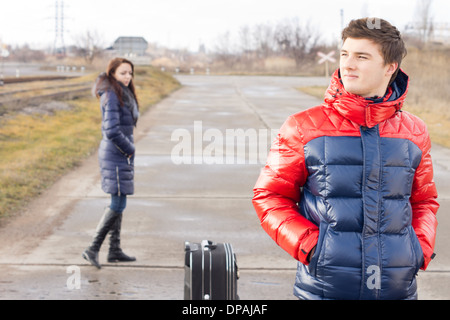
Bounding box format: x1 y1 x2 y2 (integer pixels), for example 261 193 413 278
1 30 105 64
210 18 333 73
208 0 444 73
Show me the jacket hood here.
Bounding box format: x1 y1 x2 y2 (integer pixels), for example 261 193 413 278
324 68 409 128
92 72 110 97
93 72 139 126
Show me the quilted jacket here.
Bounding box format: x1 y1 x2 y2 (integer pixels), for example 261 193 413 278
253 69 439 300
96 74 137 195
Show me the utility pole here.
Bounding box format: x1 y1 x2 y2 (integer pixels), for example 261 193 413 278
338 9 344 49
53 0 66 57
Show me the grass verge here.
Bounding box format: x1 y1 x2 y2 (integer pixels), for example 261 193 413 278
0 66 180 222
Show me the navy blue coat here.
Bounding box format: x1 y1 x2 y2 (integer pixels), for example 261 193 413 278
97 83 136 196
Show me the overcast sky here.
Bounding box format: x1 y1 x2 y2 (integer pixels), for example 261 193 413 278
0 0 448 51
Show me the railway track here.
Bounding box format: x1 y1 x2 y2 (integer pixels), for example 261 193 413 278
0 76 93 116
1 75 75 84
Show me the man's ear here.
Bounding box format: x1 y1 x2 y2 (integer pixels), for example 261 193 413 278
386 62 398 76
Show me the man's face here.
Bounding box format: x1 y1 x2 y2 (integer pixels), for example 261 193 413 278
340 37 397 98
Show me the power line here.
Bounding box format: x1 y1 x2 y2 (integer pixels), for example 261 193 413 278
53 0 66 56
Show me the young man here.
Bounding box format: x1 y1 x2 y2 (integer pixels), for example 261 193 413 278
252 18 439 300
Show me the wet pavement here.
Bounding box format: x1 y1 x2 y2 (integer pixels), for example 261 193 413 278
0 75 448 300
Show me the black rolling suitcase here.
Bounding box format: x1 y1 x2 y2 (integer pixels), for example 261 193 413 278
184 240 239 300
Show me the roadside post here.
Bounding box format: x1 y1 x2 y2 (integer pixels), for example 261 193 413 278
0 46 10 86
317 51 336 78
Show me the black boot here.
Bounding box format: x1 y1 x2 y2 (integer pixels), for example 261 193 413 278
107 213 136 263
82 207 120 269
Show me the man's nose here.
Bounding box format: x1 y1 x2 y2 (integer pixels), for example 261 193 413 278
341 56 356 70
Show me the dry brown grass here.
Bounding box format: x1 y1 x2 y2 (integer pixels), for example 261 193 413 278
401 46 450 147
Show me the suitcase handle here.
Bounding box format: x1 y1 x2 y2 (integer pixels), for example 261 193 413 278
201 239 217 250
184 240 217 252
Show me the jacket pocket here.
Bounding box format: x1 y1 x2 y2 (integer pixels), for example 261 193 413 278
308 221 328 278
408 226 424 275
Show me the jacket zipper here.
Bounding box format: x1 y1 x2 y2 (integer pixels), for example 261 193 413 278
114 143 128 157
359 124 382 300
359 126 367 299
116 166 121 196
115 143 132 165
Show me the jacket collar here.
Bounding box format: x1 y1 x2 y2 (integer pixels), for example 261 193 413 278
324 68 409 128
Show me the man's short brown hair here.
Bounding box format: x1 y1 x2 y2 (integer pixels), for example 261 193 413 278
342 18 407 84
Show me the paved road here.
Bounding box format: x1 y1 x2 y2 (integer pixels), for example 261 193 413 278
0 75 448 300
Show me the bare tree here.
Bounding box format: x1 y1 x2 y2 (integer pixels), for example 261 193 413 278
274 18 321 67
210 18 323 73
252 23 276 58
213 31 238 68
239 25 253 53
9 44 46 63
415 0 434 45
73 30 105 65
238 25 253 66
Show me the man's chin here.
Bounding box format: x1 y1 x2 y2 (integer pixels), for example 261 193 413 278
343 85 361 96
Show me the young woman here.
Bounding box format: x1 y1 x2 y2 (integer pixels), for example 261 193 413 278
82 58 139 269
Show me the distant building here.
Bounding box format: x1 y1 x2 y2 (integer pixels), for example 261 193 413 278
112 37 148 56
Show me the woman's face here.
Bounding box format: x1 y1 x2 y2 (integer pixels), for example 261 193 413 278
113 63 133 87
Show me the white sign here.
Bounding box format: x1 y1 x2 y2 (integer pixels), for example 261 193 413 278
317 51 336 64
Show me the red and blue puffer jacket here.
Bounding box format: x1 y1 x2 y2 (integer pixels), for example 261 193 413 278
252 69 439 300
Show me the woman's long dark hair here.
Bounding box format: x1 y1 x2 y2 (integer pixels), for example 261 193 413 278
95 57 139 109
